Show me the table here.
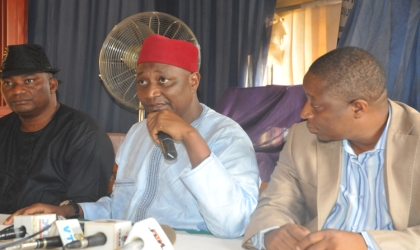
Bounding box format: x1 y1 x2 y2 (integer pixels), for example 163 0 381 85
0 214 12 248
174 231 243 250
1 215 244 249
0 214 8 231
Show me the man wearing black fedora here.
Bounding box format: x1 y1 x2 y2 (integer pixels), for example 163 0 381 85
0 44 114 215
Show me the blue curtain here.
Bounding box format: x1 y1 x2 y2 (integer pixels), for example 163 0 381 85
28 0 276 133
338 0 420 110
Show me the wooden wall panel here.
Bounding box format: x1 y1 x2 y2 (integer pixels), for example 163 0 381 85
0 0 28 117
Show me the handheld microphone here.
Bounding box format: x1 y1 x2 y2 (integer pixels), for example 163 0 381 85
65 232 107 249
158 132 177 160
0 226 26 240
4 235 62 250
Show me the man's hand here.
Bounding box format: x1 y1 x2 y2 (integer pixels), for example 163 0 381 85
146 110 192 143
3 203 69 225
297 229 367 250
147 109 210 168
264 223 311 250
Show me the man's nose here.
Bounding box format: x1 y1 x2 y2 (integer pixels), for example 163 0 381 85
144 83 162 98
11 83 27 94
300 100 313 119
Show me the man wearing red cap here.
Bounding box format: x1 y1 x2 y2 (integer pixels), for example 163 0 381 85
5 35 260 238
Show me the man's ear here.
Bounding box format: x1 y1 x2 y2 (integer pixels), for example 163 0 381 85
49 77 59 94
189 72 200 93
351 99 368 118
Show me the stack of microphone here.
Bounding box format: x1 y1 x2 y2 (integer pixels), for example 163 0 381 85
0 215 176 250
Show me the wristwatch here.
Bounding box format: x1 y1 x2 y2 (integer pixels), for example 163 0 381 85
59 200 80 219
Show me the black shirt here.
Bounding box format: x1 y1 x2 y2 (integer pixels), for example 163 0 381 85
0 104 114 213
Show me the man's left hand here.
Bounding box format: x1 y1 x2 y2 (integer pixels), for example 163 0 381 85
297 229 367 250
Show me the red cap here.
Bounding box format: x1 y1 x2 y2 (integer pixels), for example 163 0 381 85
137 34 199 72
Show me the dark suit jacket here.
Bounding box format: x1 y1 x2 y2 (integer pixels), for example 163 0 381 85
243 100 420 249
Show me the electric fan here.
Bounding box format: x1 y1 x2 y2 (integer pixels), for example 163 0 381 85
99 11 201 115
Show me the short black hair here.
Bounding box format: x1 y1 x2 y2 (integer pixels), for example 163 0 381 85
307 46 386 104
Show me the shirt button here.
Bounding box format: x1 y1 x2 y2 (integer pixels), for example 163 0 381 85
359 195 364 199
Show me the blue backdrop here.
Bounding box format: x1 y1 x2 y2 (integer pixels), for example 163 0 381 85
338 0 420 111
28 0 276 133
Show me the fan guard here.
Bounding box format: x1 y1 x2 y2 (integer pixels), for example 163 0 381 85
99 11 201 110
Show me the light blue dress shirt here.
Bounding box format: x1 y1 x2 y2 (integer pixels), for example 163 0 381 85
80 104 260 238
323 106 394 249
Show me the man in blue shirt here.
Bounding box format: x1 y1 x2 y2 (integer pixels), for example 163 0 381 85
243 47 420 249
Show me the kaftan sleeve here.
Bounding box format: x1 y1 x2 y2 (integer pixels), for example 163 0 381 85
79 196 114 220
180 129 260 238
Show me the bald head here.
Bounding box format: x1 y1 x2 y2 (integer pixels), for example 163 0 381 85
307 47 386 105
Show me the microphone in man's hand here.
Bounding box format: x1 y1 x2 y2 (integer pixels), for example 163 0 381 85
158 131 177 160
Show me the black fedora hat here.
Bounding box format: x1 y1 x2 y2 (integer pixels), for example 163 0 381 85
0 44 60 78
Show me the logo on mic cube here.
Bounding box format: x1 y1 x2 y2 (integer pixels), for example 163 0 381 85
124 218 175 250
13 214 56 239
52 219 84 246
83 219 132 249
